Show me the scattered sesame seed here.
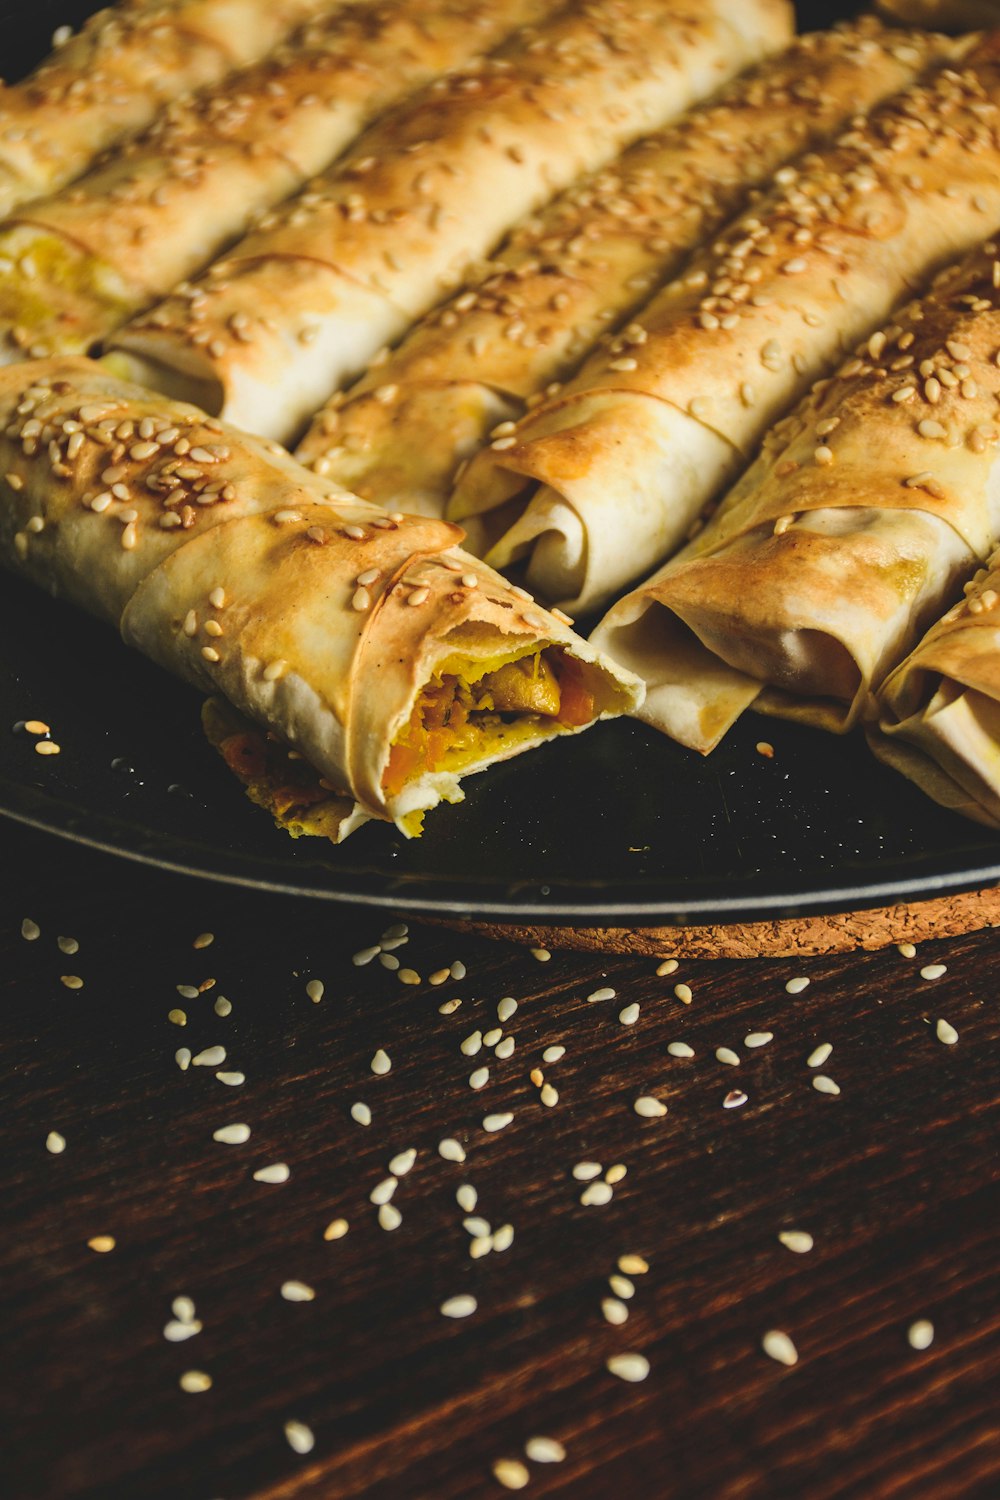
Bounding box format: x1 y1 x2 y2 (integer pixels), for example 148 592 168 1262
463 1215 491 1238
497 997 517 1022
438 1138 466 1163
352 946 380 966
371 1049 391 1076
370 1176 398 1206
429 968 451 986
785 977 810 995
212 1123 250 1145
618 1254 648 1275
439 999 462 1015
456 1184 478 1214
539 1083 559 1107
634 1096 667 1119
164 1319 203 1342
441 1294 477 1319
172 1297 196 1324
461 1030 483 1057
587 986 616 1003
378 1203 402 1231
530 948 550 962
573 1161 603 1181
57 936 79 955
284 1420 315 1455
606 1353 649 1383
492 1224 514 1252
451 961 467 981
618 1003 640 1025
525 1437 565 1464
807 1043 832 1068
252 1163 290 1184
20 918 40 941
389 1149 417 1177
920 963 947 981
935 1018 959 1045
778 1231 814 1254
656 959 678 977
812 1075 841 1097
179 1370 212 1393
756 741 775 758
304 979 325 1004
907 1319 934 1351
214 997 232 1018
723 1090 748 1109
45 1131 66 1154
350 1102 372 1126
281 1280 316 1303
897 943 917 959
379 953 400 971
609 1274 634 1300
602 1297 629 1325
60 975 83 990
716 1047 740 1066
398 968 421 986
542 1045 565 1063
667 1042 694 1058
495 1036 515 1060
193 932 214 950
605 1164 627 1186
483 1028 502 1048
35 740 61 756
469 1066 490 1091
744 1032 773 1049
762 1330 798 1367
323 1218 349 1241
192 1046 226 1067
176 984 199 1000
674 983 693 1004
580 1182 613 1207
483 1112 513 1133
87 1235 116 1253
168 1009 187 1027
493 1458 529 1490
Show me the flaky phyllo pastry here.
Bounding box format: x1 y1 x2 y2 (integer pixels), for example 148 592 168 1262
0 359 642 841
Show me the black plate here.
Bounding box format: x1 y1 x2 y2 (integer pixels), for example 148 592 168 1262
4 0 1000 925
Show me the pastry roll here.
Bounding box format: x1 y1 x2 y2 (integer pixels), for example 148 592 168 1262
296 18 952 517
0 0 339 218
591 240 1000 754
107 0 795 444
0 0 555 364
871 553 1000 828
0 357 641 841
454 33 1000 616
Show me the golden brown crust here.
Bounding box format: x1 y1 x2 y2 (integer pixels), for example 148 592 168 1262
297 18 954 512
109 0 794 443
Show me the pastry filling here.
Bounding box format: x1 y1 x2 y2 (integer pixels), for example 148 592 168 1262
383 645 595 800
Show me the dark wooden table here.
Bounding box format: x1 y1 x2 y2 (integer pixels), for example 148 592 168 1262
3 815 998 1500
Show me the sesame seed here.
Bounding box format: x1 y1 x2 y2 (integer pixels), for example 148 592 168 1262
785 976 810 995
907 1319 934 1351
284 1420 315 1455
438 1138 465 1162
463 1215 491 1238
723 1090 748 1109
378 1203 402 1231
179 1370 212 1393
572 1162 603 1181
350 1102 372 1126
756 741 775 758
324 1218 349 1241
213 1123 250 1145
530 948 550 962
609 1274 634 1300
618 1003 640 1025
778 1231 814 1254
744 1032 773 1049
542 1045 565 1063
920 963 947 980
492 1458 529 1490
305 979 324 1004
398 969 421 985
46 1131 66 1154
60 974 83 989
164 1319 203 1343
935 1018 959 1045
352 945 380 966
216 1072 244 1087
168 1009 187 1027
36 741 61 757
24 720 49 735
492 1224 514 1252
762 1330 798 1367
807 1043 832 1068
192 1046 226 1067
525 1437 565 1464
88 1235 116 1253
441 1294 477 1319
606 1353 650 1383
716 1047 740 1066
587 986 616 1003
812 1075 840 1097
20 918 40 941
252 1163 290 1184
371 1049 391 1075
439 998 462 1014
633 1096 667 1118
389 1149 416 1178
469 1066 490 1091
176 984 199 1000
667 1042 694 1058
618 1254 648 1275
456 1184 478 1214
281 1280 316 1303
495 1036 515 1060
483 1112 513 1133
602 1297 629 1325
450 961 466 980
674 983 693 1004
580 1182 613 1207
172 1297 196 1324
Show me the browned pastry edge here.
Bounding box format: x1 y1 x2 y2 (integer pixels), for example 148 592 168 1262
425 884 1000 956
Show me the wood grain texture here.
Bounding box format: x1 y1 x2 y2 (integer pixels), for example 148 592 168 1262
1 817 998 1500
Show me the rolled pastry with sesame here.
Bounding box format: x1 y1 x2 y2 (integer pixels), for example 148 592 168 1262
0 0 341 218
106 0 795 444
0 0 556 365
870 553 1000 828
0 357 642 841
590 240 1000 754
295 18 953 517
453 33 1000 616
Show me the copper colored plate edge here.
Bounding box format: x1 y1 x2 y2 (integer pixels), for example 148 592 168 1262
427 883 1000 956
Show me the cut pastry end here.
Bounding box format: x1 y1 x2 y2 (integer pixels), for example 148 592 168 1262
0 225 140 363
